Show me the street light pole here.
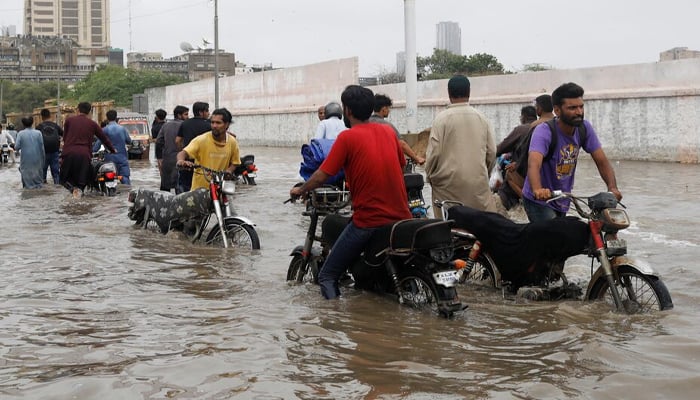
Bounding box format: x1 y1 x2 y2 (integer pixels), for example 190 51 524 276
214 0 219 109
404 0 418 133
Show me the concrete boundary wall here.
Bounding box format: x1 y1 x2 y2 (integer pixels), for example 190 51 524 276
147 57 700 162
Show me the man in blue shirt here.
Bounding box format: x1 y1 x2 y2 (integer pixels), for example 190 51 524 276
93 110 132 185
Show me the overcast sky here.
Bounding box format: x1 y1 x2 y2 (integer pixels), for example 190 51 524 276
2 0 699 75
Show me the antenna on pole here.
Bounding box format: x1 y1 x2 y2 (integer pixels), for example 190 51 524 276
129 0 133 51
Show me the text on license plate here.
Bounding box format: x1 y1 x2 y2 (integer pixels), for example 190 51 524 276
433 271 458 287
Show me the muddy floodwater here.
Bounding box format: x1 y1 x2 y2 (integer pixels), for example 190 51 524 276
1 146 700 399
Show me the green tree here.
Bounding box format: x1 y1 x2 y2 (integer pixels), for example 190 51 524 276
465 53 505 75
72 65 186 107
0 80 69 120
415 49 506 80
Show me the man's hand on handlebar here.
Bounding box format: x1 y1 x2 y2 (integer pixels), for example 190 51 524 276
533 188 552 201
289 186 304 202
177 160 194 170
609 188 623 201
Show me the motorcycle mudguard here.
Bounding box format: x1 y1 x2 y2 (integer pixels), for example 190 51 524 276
223 215 256 227
289 245 321 258
585 256 661 298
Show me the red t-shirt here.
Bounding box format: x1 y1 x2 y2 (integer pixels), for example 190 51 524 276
320 122 411 228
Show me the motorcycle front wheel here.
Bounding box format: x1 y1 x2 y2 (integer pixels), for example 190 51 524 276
245 176 256 185
588 265 674 313
287 254 318 283
206 218 261 250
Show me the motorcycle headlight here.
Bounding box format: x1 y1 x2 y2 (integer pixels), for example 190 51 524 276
602 208 630 230
222 180 236 195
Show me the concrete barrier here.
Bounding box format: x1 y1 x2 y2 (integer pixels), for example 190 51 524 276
147 57 700 163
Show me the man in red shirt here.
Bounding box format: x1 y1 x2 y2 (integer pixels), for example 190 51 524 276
290 85 411 299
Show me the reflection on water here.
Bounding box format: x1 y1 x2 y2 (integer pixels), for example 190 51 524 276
0 149 699 399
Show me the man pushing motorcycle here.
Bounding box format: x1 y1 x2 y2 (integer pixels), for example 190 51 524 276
176 107 240 189
290 85 412 300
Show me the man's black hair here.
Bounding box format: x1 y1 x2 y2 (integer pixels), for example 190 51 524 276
173 105 189 118
534 94 553 112
106 109 117 121
552 82 584 107
21 116 33 128
373 94 393 112
341 85 374 121
40 108 51 119
521 105 537 121
192 101 209 117
155 109 167 120
211 107 232 124
448 75 470 99
78 102 91 114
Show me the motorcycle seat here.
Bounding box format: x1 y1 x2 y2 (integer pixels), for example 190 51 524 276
389 219 454 254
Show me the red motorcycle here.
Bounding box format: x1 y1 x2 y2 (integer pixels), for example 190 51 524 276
439 191 673 313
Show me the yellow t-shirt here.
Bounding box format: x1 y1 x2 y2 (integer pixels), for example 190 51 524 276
183 132 241 191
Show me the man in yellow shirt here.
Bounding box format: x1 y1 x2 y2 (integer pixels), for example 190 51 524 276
176 108 240 191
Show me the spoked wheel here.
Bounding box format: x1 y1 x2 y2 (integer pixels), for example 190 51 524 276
398 275 439 312
287 254 318 283
588 266 674 313
206 218 261 249
461 253 497 288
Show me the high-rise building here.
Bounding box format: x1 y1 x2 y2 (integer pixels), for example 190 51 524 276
23 0 110 48
396 51 406 76
436 21 461 55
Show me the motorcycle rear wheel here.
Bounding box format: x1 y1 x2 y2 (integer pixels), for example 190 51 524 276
461 253 497 288
588 265 674 313
245 176 256 185
206 218 261 250
287 254 318 283
396 269 459 317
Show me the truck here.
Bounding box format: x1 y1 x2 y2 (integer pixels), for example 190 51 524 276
117 112 150 160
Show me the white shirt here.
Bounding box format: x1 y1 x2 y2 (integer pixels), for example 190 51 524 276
0 130 15 146
314 116 347 140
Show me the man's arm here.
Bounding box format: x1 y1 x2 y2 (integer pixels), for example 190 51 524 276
527 151 550 200
497 126 522 156
590 147 622 200
290 168 331 199
176 149 193 168
400 140 425 165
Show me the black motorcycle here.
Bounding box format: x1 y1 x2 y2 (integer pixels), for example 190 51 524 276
286 186 464 318
233 154 257 185
90 150 119 196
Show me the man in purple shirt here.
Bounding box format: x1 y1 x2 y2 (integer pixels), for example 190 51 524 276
522 82 622 222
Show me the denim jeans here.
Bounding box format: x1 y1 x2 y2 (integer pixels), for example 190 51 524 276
318 221 378 299
43 151 60 184
523 196 565 222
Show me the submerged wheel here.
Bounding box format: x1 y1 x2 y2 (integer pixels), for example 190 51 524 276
206 218 261 249
287 254 318 283
107 187 116 196
396 268 460 317
588 265 674 313
245 176 256 185
460 253 497 288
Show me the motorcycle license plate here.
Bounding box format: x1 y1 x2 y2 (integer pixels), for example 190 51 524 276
433 270 459 287
606 238 627 249
106 181 118 188
246 172 257 178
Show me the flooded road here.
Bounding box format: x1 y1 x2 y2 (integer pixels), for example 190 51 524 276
1 146 700 399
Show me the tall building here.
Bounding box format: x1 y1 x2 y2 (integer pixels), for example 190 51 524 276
436 21 461 55
23 0 110 48
396 51 406 76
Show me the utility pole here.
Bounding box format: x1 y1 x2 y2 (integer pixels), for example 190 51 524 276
404 0 418 133
214 0 220 109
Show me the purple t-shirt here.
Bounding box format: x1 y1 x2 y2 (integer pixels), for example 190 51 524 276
522 119 602 212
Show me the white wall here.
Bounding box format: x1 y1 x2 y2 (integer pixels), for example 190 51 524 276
147 57 700 162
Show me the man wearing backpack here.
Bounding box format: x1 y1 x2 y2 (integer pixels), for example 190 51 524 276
37 108 63 184
523 82 622 222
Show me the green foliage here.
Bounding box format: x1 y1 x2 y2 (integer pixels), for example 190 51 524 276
0 80 69 120
416 49 505 80
522 63 551 72
72 65 186 107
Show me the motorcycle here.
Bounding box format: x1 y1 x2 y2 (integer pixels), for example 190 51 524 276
233 154 258 185
438 191 674 313
405 172 429 218
1 143 11 164
286 186 465 318
90 150 119 196
127 164 261 249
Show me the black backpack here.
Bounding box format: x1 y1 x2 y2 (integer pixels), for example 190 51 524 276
38 122 61 153
512 118 588 180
